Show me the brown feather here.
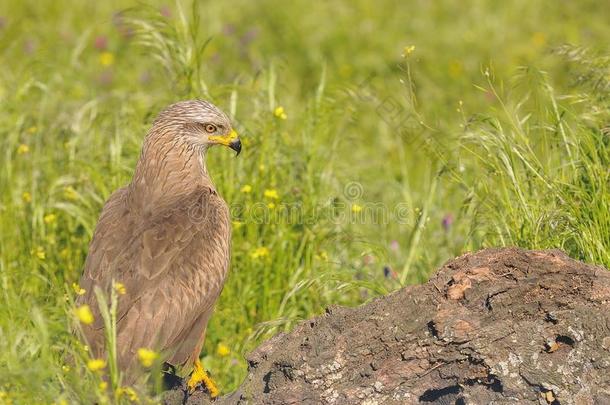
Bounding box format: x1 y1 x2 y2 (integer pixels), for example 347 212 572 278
76 100 234 383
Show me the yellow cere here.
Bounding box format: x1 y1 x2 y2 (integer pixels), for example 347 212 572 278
208 129 239 145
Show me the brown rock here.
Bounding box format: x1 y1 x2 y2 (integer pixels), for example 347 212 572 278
164 248 610 405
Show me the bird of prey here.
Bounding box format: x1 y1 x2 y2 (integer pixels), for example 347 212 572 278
76 100 241 397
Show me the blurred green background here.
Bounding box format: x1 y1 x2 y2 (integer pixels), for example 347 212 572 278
0 0 608 403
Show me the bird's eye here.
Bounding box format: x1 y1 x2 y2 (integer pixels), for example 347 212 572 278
204 124 217 133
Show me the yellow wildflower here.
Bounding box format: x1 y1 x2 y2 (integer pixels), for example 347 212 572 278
34 246 45 260
137 348 158 367
259 164 266 172
72 282 86 295
250 246 270 259
75 304 94 325
232 220 244 230
273 106 287 120
17 144 29 154
44 213 57 224
99 381 108 391
0 392 13 405
87 358 106 372
448 60 463 78
316 251 329 262
115 282 126 295
116 386 138 402
62 365 70 372
27 126 37 134
263 189 279 200
351 204 363 213
126 389 138 402
240 184 252 193
216 343 230 357
339 64 353 78
63 186 78 201
22 192 32 203
267 202 275 209
531 32 546 48
402 45 415 57
99 52 115 66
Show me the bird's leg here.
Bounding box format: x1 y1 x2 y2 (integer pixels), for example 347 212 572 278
187 358 219 398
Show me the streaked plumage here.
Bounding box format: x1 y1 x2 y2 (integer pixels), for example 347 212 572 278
76 100 241 383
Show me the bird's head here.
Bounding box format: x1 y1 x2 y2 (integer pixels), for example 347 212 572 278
153 99 241 155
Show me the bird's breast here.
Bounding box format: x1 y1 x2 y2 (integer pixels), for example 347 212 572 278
175 191 231 305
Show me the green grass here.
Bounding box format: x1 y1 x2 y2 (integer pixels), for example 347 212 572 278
0 0 608 403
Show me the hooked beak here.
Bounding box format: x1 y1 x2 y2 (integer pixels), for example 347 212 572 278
208 129 242 156
229 138 242 156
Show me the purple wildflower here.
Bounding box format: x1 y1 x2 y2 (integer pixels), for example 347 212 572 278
94 35 108 51
160 5 171 18
442 213 454 231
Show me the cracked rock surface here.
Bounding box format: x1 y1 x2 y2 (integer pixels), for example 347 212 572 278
164 248 610 404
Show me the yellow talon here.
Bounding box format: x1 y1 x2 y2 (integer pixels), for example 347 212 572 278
187 359 219 398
